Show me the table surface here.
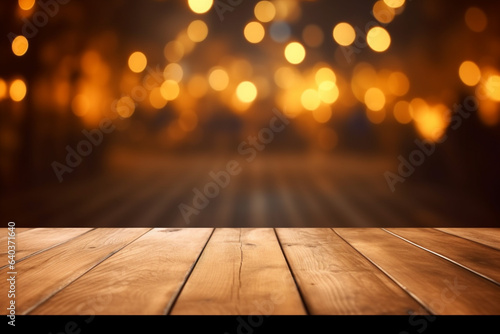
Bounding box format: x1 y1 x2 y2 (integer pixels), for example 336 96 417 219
1 227 499 315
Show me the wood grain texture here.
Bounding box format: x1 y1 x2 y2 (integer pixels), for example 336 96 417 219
385 228 500 285
334 228 500 315
31 228 213 315
0 228 149 315
276 228 426 315
435 228 500 251
170 228 306 315
0 228 93 269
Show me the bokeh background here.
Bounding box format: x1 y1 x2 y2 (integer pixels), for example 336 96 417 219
1 0 499 227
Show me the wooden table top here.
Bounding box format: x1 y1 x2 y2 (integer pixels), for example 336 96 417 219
1 227 499 315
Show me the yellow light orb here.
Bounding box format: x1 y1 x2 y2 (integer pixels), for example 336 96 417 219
12 35 29 56
364 87 386 111
367 27 391 52
160 80 180 101
254 1 276 23
187 20 209 43
128 51 147 73
485 75 500 102
333 22 356 46
284 42 305 64
301 89 321 111
318 82 339 104
387 71 410 96
163 63 184 82
373 1 395 24
9 79 27 102
149 87 168 109
236 81 257 103
393 100 413 124
459 61 481 86
18 0 35 11
188 0 213 14
164 41 185 63
315 67 336 86
244 21 265 44
383 0 405 9
208 68 229 91
116 96 136 118
312 106 332 124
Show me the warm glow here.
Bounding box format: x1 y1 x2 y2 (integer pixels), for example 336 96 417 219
312 106 332 123
244 21 265 44
164 41 185 63
187 75 209 98
364 88 386 111
465 7 487 33
387 72 410 96
459 61 481 86
393 100 413 124
160 80 180 101
412 102 449 142
254 1 276 23
318 82 339 104
373 1 395 24
187 20 209 43
208 68 229 91
116 96 136 118
128 51 147 73
149 87 168 109
301 89 321 111
72 94 90 116
366 109 386 124
284 42 305 64
302 24 324 47
274 67 299 89
164 63 184 82
0 79 7 100
236 81 258 103
188 0 213 14
367 27 391 52
9 79 27 102
315 67 336 86
18 0 35 10
333 22 356 46
383 0 405 9
12 35 29 56
485 75 500 102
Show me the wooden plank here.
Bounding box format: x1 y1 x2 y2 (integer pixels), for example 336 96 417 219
436 228 500 251
0 228 93 269
0 228 149 315
170 228 306 315
334 228 500 315
31 228 213 315
276 228 426 315
385 228 500 285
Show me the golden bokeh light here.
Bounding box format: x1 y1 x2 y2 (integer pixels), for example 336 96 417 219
284 42 306 64
0 79 7 100
208 68 229 91
367 27 391 52
301 89 321 111
366 109 386 124
318 82 339 104
315 67 337 86
187 75 209 98
364 87 386 111
236 81 258 103
274 66 300 89
373 1 395 24
312 106 332 123
393 100 413 124
459 61 481 86
164 41 185 63
160 80 180 101
9 79 27 102
187 20 209 43
387 72 410 96
18 0 35 10
302 24 324 47
383 0 405 9
244 21 265 44
254 1 276 23
478 99 499 126
332 22 356 46
128 51 147 73
465 7 487 33
149 87 168 109
163 63 184 82
11 35 29 56
116 96 136 118
484 75 500 102
412 102 449 142
188 0 213 14
71 94 90 116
